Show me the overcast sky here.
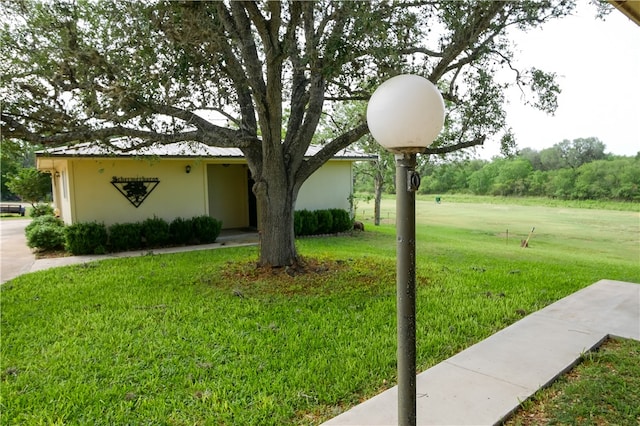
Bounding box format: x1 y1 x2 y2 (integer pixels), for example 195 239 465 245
477 3 639 159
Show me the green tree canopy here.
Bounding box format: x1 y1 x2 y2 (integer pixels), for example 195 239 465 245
5 167 51 206
1 139 38 200
1 0 576 266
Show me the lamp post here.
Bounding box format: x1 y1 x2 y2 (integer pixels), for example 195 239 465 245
366 74 445 426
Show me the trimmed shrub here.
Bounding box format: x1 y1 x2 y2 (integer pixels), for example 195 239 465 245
296 209 318 236
294 211 304 236
329 209 353 232
25 215 64 236
30 203 54 218
315 209 334 234
169 217 194 245
108 222 142 252
26 225 65 250
141 216 170 247
329 208 352 233
191 215 222 244
65 222 108 255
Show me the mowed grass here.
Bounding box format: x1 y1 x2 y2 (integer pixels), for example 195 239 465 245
1 200 639 425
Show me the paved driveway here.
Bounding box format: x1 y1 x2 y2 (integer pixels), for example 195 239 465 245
0 219 34 284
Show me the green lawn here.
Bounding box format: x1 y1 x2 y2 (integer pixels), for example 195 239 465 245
1 199 639 425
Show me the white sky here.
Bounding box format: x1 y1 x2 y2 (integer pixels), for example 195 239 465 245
478 3 640 159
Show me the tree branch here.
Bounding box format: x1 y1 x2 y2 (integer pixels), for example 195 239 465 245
423 135 485 155
296 121 370 185
1 112 257 148
400 46 443 57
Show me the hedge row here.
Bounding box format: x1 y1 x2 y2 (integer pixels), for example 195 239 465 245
294 208 352 236
26 215 223 255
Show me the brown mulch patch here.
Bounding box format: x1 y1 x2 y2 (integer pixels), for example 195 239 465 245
34 249 72 259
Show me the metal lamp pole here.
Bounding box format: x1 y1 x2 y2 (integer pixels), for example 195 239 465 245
366 74 445 426
395 152 420 425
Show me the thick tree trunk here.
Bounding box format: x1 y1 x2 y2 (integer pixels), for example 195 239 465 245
254 179 298 267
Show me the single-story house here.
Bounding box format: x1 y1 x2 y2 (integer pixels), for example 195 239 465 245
36 140 375 229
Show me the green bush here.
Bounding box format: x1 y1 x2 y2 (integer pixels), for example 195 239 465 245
26 225 65 250
141 216 170 247
108 222 142 252
294 211 304 236
295 210 317 236
294 209 352 236
169 217 194 245
65 222 108 255
30 203 54 218
191 215 222 244
315 209 334 234
25 215 64 236
329 208 352 232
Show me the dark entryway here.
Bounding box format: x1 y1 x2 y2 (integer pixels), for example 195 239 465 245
247 170 258 229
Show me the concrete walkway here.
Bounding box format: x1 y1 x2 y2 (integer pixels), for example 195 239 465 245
28 229 259 274
1 228 258 283
322 279 640 426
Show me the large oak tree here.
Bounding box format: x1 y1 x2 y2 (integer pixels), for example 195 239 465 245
1 0 574 266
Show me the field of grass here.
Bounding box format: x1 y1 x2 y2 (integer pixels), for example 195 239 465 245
1 199 638 424
355 196 639 267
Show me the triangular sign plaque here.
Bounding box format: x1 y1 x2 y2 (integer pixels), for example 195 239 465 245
111 177 160 208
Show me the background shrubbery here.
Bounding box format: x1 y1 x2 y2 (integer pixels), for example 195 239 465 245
353 138 639 202
30 203 54 218
25 208 354 252
25 215 223 254
294 208 353 237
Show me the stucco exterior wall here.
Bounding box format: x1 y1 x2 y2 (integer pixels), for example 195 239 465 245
39 155 357 229
296 161 352 212
67 158 208 227
53 161 73 225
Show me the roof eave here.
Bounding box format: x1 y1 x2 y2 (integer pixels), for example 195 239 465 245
610 0 640 26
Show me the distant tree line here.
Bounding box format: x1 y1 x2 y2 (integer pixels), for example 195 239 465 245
355 138 640 202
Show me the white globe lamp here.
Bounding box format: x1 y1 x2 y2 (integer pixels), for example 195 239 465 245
367 74 445 154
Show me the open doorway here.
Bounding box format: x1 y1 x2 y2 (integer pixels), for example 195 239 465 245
247 170 257 230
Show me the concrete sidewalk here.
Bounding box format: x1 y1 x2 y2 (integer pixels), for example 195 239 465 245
322 279 640 426
28 230 259 274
